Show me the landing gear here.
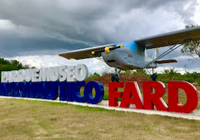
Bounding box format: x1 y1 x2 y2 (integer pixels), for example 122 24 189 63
151 68 157 81
151 73 157 81
111 66 120 82
111 74 120 82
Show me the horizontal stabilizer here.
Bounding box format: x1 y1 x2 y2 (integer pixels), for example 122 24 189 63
155 59 177 64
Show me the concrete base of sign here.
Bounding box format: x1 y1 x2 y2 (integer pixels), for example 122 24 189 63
0 96 199 120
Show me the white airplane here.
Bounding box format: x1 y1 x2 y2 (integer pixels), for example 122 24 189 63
58 26 200 82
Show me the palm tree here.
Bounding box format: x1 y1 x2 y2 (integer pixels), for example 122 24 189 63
168 68 177 81
163 68 177 81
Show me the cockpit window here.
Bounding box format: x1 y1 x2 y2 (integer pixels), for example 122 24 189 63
137 46 145 56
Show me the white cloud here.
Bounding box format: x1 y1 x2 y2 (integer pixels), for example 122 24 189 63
0 19 15 30
192 0 200 25
5 55 111 74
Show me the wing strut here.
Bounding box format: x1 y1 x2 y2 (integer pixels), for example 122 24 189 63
143 38 190 68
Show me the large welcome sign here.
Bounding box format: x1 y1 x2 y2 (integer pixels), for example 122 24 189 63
109 81 198 113
0 64 104 104
0 64 198 113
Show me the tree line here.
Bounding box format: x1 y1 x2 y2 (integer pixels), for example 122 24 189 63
0 58 34 81
88 69 200 86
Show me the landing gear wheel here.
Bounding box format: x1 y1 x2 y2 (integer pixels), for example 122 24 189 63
151 73 157 81
111 74 120 82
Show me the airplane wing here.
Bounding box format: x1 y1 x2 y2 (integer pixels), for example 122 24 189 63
135 26 200 49
59 26 200 59
58 43 116 59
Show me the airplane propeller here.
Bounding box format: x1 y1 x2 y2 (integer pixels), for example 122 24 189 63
91 45 124 55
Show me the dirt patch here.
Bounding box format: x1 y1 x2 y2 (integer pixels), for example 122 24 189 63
87 73 151 88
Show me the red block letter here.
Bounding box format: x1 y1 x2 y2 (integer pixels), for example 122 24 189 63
168 81 198 113
109 82 124 107
120 82 143 109
143 81 167 111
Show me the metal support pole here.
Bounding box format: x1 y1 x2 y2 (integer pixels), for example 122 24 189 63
115 66 118 75
152 68 154 74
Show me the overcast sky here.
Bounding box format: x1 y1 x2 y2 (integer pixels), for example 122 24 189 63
0 0 200 74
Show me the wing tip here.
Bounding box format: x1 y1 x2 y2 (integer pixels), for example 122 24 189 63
58 53 71 59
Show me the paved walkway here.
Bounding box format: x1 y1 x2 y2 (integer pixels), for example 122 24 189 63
0 96 200 120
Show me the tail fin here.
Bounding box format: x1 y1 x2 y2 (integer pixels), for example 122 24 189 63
152 48 159 59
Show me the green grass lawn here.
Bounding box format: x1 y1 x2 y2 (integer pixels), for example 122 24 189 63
0 98 199 140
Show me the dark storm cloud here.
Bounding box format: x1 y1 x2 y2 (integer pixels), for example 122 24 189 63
0 0 198 58
0 34 89 56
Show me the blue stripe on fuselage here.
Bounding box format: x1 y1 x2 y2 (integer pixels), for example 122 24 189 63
116 41 137 53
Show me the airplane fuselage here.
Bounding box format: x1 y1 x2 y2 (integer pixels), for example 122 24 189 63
101 41 157 70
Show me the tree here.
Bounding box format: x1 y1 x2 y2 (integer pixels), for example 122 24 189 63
181 25 200 58
10 60 22 69
10 60 32 69
0 58 33 81
162 68 177 81
168 68 178 81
